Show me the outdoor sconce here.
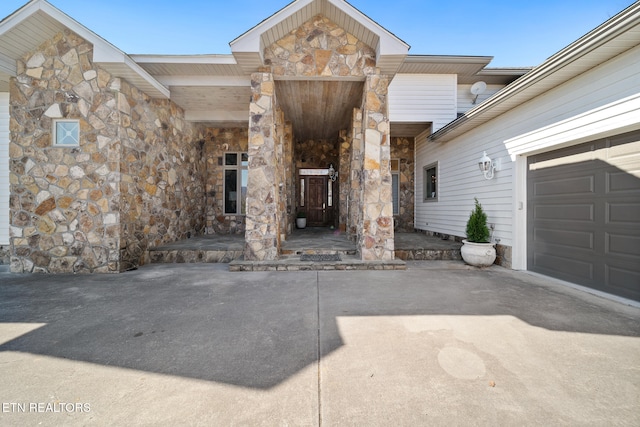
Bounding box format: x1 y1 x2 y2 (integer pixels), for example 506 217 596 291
328 163 338 182
478 151 500 180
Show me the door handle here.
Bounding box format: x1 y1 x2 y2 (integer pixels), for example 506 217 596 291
323 203 326 210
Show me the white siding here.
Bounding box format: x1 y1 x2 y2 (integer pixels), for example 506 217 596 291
415 43 640 252
388 74 457 132
457 84 505 115
0 92 9 245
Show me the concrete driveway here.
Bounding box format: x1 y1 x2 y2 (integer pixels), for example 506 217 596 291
0 262 638 426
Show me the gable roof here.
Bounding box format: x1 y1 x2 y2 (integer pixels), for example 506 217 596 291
229 0 410 75
429 1 640 143
0 0 168 97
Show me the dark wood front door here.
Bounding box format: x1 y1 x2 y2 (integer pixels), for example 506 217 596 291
302 175 334 226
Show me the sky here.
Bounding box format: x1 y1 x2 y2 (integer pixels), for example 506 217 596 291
0 0 635 67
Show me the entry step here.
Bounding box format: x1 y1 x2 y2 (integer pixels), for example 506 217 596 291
229 255 406 272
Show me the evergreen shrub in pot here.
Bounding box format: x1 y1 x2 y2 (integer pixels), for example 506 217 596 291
461 198 496 267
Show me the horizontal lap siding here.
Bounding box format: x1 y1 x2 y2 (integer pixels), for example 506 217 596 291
389 74 457 132
415 44 640 248
0 92 9 245
415 129 513 243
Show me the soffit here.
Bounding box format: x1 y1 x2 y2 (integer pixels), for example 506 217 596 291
397 55 530 85
276 79 364 141
430 3 640 143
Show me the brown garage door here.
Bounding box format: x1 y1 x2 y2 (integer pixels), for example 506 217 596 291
527 130 640 301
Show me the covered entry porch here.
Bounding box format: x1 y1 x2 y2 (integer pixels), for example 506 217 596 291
147 230 463 271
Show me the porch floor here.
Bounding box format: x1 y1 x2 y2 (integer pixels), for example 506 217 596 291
148 229 462 269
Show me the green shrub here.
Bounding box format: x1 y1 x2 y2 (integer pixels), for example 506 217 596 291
465 198 490 243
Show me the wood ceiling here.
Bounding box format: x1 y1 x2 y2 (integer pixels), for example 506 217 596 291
275 79 364 141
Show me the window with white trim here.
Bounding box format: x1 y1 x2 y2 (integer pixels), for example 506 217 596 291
423 162 437 202
224 152 248 215
53 119 79 146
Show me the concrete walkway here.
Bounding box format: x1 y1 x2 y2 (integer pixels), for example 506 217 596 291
0 262 638 426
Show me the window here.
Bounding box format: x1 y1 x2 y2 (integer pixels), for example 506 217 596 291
391 159 400 215
53 119 79 146
224 153 248 214
423 163 437 201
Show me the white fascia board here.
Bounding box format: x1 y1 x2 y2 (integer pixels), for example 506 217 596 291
230 0 313 52
130 54 238 65
155 76 251 87
505 93 640 159
185 110 249 122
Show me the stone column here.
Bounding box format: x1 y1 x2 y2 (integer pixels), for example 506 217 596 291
244 72 280 261
338 129 350 232
348 108 363 239
360 73 394 260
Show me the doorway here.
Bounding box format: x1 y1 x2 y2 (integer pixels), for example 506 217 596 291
300 171 335 227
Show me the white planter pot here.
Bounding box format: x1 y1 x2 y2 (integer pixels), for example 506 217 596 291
461 240 496 267
296 218 306 229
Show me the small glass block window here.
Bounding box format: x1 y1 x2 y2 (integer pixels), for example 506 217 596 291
54 120 79 146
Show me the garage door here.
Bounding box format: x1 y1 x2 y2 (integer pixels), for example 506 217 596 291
527 130 640 301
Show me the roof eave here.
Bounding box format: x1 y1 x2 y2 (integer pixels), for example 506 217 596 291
0 0 169 99
429 1 640 143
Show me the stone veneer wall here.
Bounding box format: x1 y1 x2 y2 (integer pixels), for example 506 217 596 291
390 137 414 232
200 127 248 234
245 72 282 261
264 15 376 77
348 108 364 238
338 129 350 231
9 29 205 273
117 80 206 271
358 74 394 260
294 139 339 169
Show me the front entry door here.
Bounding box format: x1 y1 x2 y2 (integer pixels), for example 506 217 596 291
301 175 334 227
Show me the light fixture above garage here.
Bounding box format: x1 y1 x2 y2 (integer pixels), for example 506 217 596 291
478 151 500 180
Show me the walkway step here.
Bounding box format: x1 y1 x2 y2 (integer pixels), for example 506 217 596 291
229 255 406 272
394 248 462 261
148 249 243 264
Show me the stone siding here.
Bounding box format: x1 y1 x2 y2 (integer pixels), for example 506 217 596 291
390 137 414 232
118 80 206 271
348 108 363 238
358 74 394 260
264 14 376 78
245 72 282 261
9 30 205 273
9 30 121 273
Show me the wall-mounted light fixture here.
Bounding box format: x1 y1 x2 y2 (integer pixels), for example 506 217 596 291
328 163 338 182
478 151 500 180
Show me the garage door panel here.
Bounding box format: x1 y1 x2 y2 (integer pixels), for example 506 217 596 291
606 233 640 257
528 129 640 301
534 204 594 221
534 227 594 250
533 175 594 197
607 170 640 193
533 252 594 282
606 202 640 224
606 265 640 300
